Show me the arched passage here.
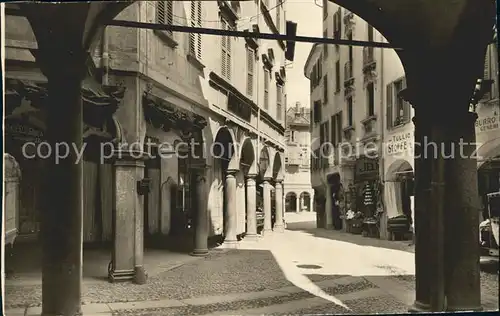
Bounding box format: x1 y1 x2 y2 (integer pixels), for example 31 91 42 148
299 191 312 212
240 138 256 175
285 192 297 212
385 160 414 237
213 127 238 244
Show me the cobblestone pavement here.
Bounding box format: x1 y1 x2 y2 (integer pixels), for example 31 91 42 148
5 215 499 315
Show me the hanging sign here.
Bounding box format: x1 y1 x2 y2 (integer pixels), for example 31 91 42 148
356 157 379 178
387 131 413 156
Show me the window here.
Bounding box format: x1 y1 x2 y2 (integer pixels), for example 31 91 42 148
276 1 281 32
348 33 353 63
394 80 404 119
323 75 328 103
189 1 202 59
157 1 174 34
246 47 255 97
331 115 336 146
323 30 328 57
291 131 295 142
221 18 232 80
264 70 270 110
324 121 330 154
323 0 328 19
277 84 283 120
386 77 410 129
347 97 353 126
313 100 321 123
333 8 342 43
336 112 342 144
335 60 340 92
368 25 374 42
367 82 375 116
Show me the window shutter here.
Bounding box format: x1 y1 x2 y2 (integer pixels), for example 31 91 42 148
386 83 393 129
246 48 254 97
190 2 196 56
157 2 165 24
482 47 491 100
401 77 410 123
484 47 490 80
196 1 202 59
166 1 173 26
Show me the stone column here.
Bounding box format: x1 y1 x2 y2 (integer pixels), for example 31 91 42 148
36 49 86 316
245 174 259 240
191 169 209 256
274 181 285 232
325 185 333 229
296 196 300 213
262 178 273 234
224 169 239 247
443 112 481 311
109 150 147 284
410 113 432 312
310 192 315 212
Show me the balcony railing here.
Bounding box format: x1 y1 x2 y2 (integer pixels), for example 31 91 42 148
344 61 353 82
363 47 375 68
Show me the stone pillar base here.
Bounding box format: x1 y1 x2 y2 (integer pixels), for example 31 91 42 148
134 266 148 285
262 229 273 236
190 249 209 257
409 301 431 313
108 269 135 283
325 224 334 230
274 225 285 233
223 240 240 249
244 234 261 241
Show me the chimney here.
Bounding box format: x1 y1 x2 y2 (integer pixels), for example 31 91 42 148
295 101 300 112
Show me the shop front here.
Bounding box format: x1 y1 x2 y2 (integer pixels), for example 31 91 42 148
345 156 382 238
475 108 500 222
382 129 415 241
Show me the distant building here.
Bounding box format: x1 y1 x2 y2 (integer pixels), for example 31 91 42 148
284 102 313 212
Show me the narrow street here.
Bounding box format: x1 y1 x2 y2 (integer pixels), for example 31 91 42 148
6 213 498 315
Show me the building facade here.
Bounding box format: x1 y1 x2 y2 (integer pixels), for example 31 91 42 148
283 102 313 212
4 0 292 281
305 2 409 238
474 35 500 220
306 2 498 240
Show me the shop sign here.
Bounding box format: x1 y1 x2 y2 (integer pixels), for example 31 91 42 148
475 115 499 133
356 157 379 177
5 122 44 143
387 131 413 156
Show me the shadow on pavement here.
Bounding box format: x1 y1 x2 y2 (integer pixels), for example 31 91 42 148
286 220 415 253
